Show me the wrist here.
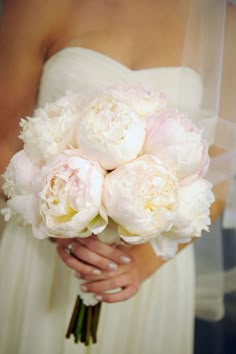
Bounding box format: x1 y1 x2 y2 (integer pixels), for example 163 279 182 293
128 242 165 282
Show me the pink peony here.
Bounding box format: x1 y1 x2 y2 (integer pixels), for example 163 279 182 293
32 150 107 239
2 150 39 198
143 110 210 183
107 85 167 116
103 155 178 243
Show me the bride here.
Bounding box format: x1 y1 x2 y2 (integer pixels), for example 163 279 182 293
0 1 234 353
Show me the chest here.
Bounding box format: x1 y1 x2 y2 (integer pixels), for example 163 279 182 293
49 0 189 70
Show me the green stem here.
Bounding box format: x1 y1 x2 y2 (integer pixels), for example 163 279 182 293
85 306 92 346
65 296 81 339
75 302 86 343
66 297 102 345
92 302 102 343
80 305 87 343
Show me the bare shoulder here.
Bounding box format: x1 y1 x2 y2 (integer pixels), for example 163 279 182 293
0 0 76 166
1 0 75 55
226 2 236 33
0 0 75 95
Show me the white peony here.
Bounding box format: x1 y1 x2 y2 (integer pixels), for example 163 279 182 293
167 178 215 239
19 94 85 163
1 150 40 225
2 150 39 198
4 194 40 225
107 85 167 116
33 150 107 239
103 155 178 243
76 93 146 170
150 236 181 260
149 178 214 260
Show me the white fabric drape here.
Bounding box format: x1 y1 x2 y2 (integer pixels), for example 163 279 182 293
185 0 236 321
151 0 236 321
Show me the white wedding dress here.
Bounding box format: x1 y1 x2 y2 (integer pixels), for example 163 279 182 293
0 47 204 354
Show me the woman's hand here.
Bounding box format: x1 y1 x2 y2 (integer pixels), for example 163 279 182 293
57 235 132 273
57 236 140 302
57 236 164 303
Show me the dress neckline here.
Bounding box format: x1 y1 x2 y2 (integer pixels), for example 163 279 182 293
45 46 199 77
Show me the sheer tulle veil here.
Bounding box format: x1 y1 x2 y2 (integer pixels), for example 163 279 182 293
150 0 236 321
182 0 236 320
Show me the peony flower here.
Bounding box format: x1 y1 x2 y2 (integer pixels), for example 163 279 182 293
103 155 178 243
107 85 167 116
33 150 107 239
76 93 146 170
149 178 214 260
2 150 40 198
164 178 215 239
143 110 210 183
150 236 181 260
4 194 40 225
19 94 85 163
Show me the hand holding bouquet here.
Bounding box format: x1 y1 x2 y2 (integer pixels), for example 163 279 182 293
2 85 214 345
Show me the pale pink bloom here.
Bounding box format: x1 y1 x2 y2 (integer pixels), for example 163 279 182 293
107 85 167 116
5 194 40 225
148 178 214 259
143 110 210 183
76 93 146 170
103 155 178 243
2 150 39 198
1 150 40 224
33 150 107 239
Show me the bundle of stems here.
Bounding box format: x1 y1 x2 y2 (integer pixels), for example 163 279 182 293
66 296 102 346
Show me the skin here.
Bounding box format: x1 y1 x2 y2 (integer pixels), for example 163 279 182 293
0 0 233 303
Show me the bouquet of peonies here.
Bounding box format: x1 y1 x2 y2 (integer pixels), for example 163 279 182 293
1 85 214 345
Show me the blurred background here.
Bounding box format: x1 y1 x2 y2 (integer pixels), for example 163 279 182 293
194 219 236 354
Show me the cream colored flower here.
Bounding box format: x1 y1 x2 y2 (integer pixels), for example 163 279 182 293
103 155 178 243
144 110 210 183
108 85 167 116
167 178 215 239
19 94 85 163
76 93 146 170
2 150 39 198
33 150 107 239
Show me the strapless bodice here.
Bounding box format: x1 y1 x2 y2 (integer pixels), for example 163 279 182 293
38 47 202 108
37 47 216 144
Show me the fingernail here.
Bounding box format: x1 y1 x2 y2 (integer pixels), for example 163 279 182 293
96 295 103 302
80 285 87 292
108 262 118 271
93 269 102 275
120 255 132 264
